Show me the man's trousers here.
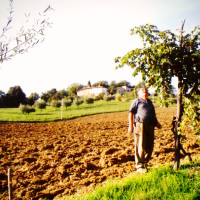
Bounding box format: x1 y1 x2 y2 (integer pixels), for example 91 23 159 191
134 122 155 169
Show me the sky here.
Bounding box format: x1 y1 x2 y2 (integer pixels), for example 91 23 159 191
0 0 200 96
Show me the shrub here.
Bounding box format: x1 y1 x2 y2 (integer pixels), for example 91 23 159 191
95 93 105 100
73 98 84 107
63 99 72 109
115 93 122 101
103 95 112 102
34 100 46 111
84 97 94 105
51 100 61 109
19 104 36 114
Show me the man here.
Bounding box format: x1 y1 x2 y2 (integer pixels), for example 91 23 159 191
128 88 161 173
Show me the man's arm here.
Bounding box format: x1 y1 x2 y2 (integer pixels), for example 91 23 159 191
128 112 135 133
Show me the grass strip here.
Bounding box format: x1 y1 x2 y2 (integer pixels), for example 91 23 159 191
0 100 131 122
64 162 200 200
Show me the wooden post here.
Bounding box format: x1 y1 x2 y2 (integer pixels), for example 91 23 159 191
61 98 63 120
172 117 180 170
8 168 13 200
172 116 192 170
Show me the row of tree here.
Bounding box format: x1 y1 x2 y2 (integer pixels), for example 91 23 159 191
0 80 145 108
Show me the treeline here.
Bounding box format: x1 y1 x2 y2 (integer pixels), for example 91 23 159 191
0 80 143 108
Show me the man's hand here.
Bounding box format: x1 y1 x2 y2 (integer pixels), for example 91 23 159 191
128 126 134 134
156 122 162 129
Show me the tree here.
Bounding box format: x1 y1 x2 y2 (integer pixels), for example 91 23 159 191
52 92 62 101
67 83 84 97
84 97 94 105
0 0 52 63
46 88 57 102
34 100 46 111
27 92 39 105
0 90 6 107
108 81 117 95
115 22 200 170
51 100 61 109
93 81 109 88
87 80 92 87
117 80 132 87
19 104 35 114
63 99 72 109
6 86 26 107
58 89 69 99
40 92 49 102
73 98 84 107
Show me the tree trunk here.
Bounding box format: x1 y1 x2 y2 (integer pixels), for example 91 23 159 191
174 128 180 170
173 79 183 170
173 20 185 170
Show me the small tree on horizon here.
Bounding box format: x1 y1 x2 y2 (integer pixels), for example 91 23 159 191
34 100 46 111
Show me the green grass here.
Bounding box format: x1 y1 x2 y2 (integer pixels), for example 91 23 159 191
63 161 200 200
0 100 131 122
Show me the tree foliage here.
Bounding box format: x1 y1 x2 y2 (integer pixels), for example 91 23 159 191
27 92 39 105
50 100 61 109
5 86 27 107
19 104 35 114
92 81 109 88
73 98 84 107
0 0 52 63
63 99 72 109
84 97 94 105
67 83 84 97
34 100 46 111
117 80 132 87
115 23 199 127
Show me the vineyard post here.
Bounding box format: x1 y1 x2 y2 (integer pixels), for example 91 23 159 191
172 117 180 170
173 21 185 170
61 99 63 120
8 168 13 200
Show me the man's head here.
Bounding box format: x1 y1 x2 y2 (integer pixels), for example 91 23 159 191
138 88 149 101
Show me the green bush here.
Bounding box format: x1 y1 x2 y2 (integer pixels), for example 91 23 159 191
84 97 94 105
51 100 61 109
63 99 72 109
95 93 105 100
19 104 36 114
73 98 84 107
103 95 112 102
34 100 47 111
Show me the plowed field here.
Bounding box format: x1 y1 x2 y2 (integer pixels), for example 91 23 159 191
0 107 199 200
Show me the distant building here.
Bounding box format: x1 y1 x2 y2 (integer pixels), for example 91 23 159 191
117 86 132 94
77 86 109 97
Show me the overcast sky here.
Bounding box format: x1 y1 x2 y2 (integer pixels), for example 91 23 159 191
0 0 200 96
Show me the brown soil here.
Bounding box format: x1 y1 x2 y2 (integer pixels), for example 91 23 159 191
0 107 199 200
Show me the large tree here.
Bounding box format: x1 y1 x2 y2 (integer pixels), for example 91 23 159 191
115 22 200 169
5 86 26 107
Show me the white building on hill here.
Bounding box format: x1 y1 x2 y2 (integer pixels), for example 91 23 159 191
77 86 109 97
117 86 132 94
